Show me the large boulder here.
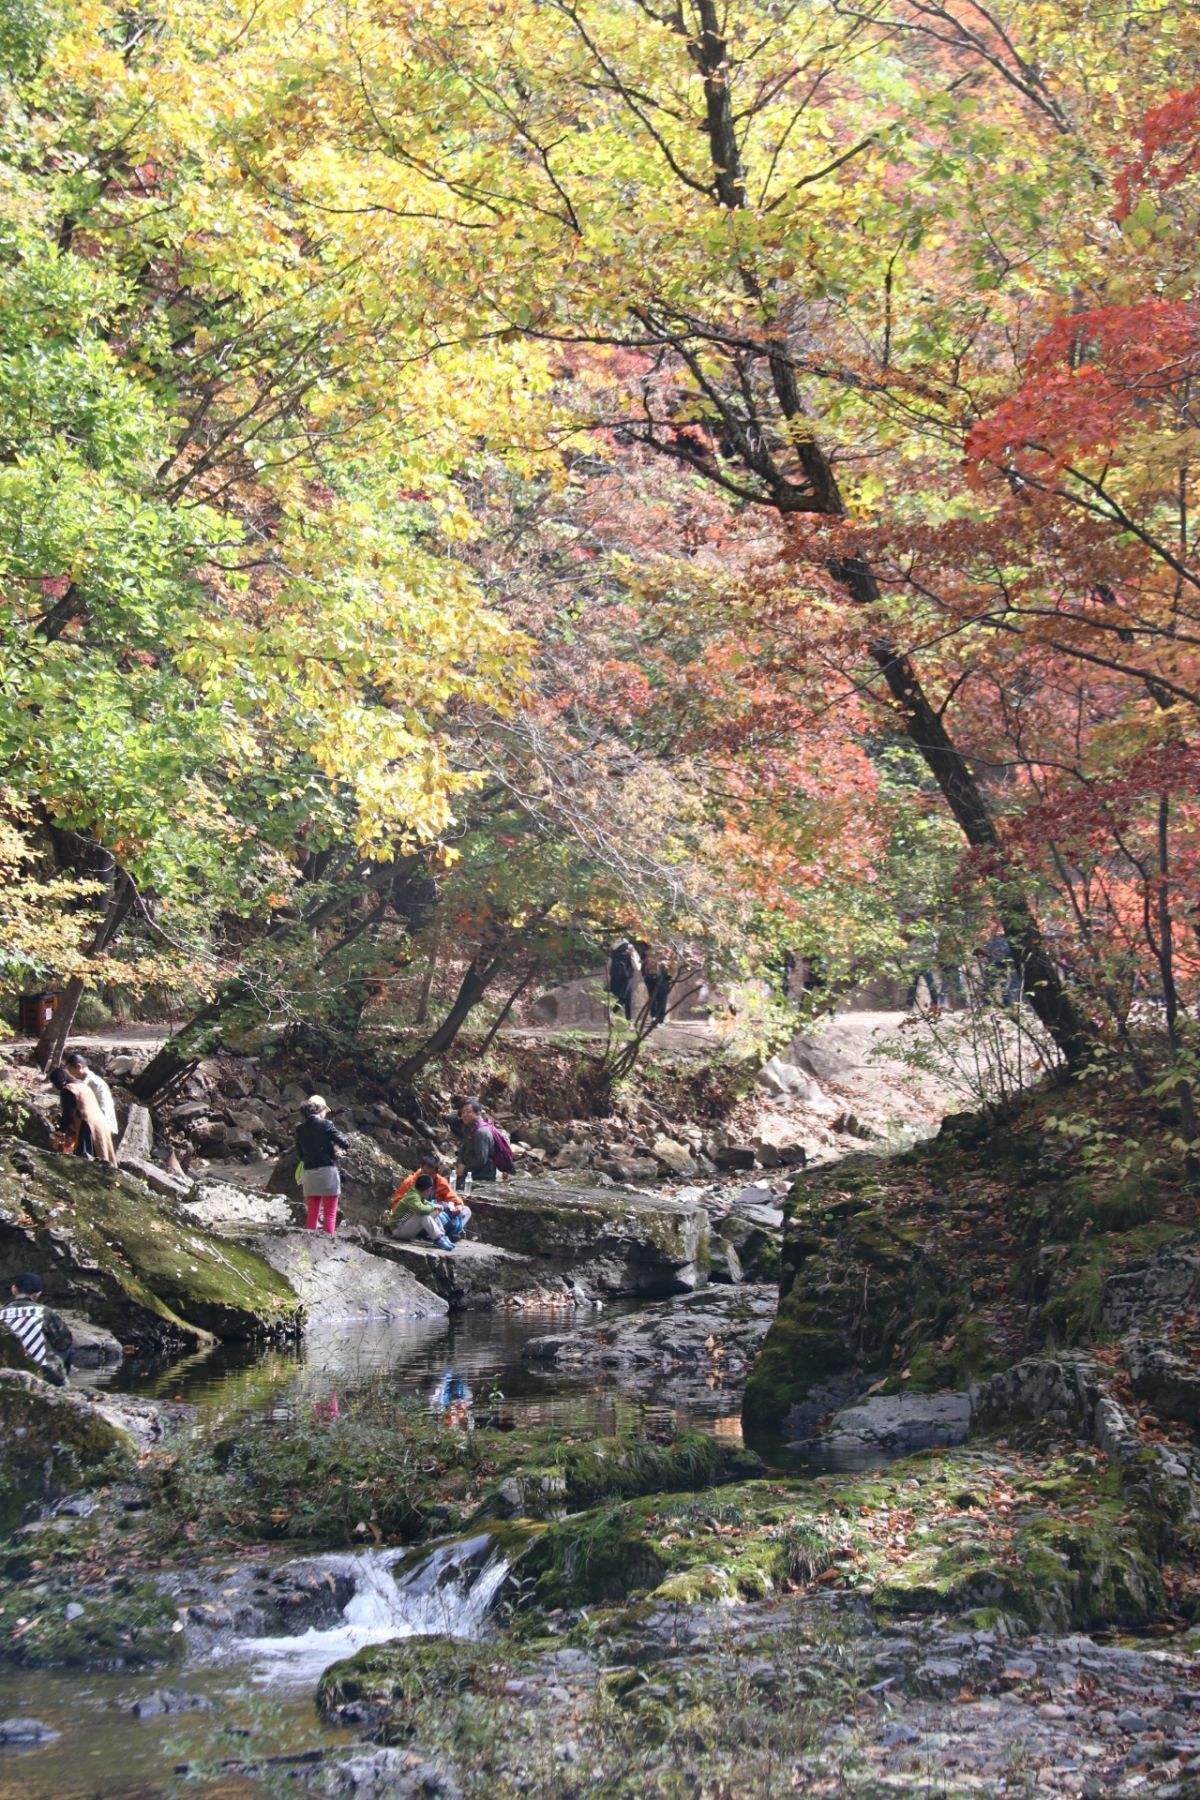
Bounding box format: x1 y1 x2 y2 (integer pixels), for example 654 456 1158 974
0 1145 303 1351
522 1284 777 1411
265 1129 405 1230
463 1176 709 1296
742 1159 939 1437
244 1231 447 1322
0 1369 135 1527
368 1235 575 1310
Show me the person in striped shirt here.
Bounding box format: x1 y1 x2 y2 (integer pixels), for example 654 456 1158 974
0 1271 74 1386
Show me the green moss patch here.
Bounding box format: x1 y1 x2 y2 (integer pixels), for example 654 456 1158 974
0 1577 183 1669
512 1445 1163 1631
0 1147 302 1347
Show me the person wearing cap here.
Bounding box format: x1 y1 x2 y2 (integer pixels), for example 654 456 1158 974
388 1153 471 1248
0 1272 74 1386
295 1095 349 1236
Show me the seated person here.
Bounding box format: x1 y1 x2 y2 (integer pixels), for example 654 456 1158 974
440 1190 472 1246
389 1153 453 1219
389 1173 455 1249
0 1271 74 1386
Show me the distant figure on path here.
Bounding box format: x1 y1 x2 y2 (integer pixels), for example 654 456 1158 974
981 933 1022 1007
49 1065 117 1166
0 1272 74 1386
606 939 641 1022
63 1051 119 1139
644 947 673 1026
906 966 947 1018
296 1095 348 1235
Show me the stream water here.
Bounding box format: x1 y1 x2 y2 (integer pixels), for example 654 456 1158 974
0 1300 744 1798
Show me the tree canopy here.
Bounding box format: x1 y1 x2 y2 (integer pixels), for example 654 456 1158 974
2 0 1198 1095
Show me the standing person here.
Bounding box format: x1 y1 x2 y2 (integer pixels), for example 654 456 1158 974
606 939 641 1022
49 1066 117 1166
644 948 673 1026
0 1272 74 1386
296 1095 348 1236
50 1063 89 1157
63 1052 119 1140
906 965 947 1018
456 1097 497 1186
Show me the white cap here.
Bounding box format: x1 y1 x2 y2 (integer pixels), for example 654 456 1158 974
306 1094 329 1112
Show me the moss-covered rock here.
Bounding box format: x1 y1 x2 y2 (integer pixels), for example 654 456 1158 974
485 1431 762 1520
0 1575 183 1669
509 1446 1164 1632
317 1634 516 1740
742 1159 951 1435
0 1369 134 1529
0 1145 302 1349
744 1073 1200 1438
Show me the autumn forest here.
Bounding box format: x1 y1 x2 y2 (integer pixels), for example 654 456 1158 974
2 0 1200 1791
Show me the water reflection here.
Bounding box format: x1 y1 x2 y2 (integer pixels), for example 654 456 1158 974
107 1305 742 1445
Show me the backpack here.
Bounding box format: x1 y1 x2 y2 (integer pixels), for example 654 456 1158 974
488 1120 515 1174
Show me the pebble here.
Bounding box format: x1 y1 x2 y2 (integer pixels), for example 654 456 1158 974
879 1722 921 1747
0 1719 58 1746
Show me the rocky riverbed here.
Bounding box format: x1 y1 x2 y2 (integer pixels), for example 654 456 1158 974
4 1042 1200 1795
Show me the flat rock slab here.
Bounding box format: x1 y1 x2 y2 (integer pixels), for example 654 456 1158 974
184 1184 294 1234
245 1231 448 1320
366 1235 575 1311
791 1391 972 1470
465 1176 710 1297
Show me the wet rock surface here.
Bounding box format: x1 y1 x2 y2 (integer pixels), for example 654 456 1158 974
791 1390 973 1467
169 1555 357 1646
0 1717 59 1746
522 1284 776 1410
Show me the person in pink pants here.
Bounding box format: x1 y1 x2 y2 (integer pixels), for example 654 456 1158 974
295 1096 348 1236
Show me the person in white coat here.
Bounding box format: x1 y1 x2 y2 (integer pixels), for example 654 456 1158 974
63 1051 119 1137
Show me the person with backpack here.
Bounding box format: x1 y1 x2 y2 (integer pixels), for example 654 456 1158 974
455 1097 515 1185
0 1271 74 1386
296 1095 349 1235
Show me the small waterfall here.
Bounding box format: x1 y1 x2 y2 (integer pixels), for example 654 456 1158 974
235 1534 510 1684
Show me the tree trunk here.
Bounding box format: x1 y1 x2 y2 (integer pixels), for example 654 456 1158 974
414 909 444 1026
130 867 394 1101
679 0 1093 1065
36 869 136 1070
392 950 506 1088
478 960 542 1058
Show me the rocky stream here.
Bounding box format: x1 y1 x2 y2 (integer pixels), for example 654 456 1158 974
2 1032 1200 1796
